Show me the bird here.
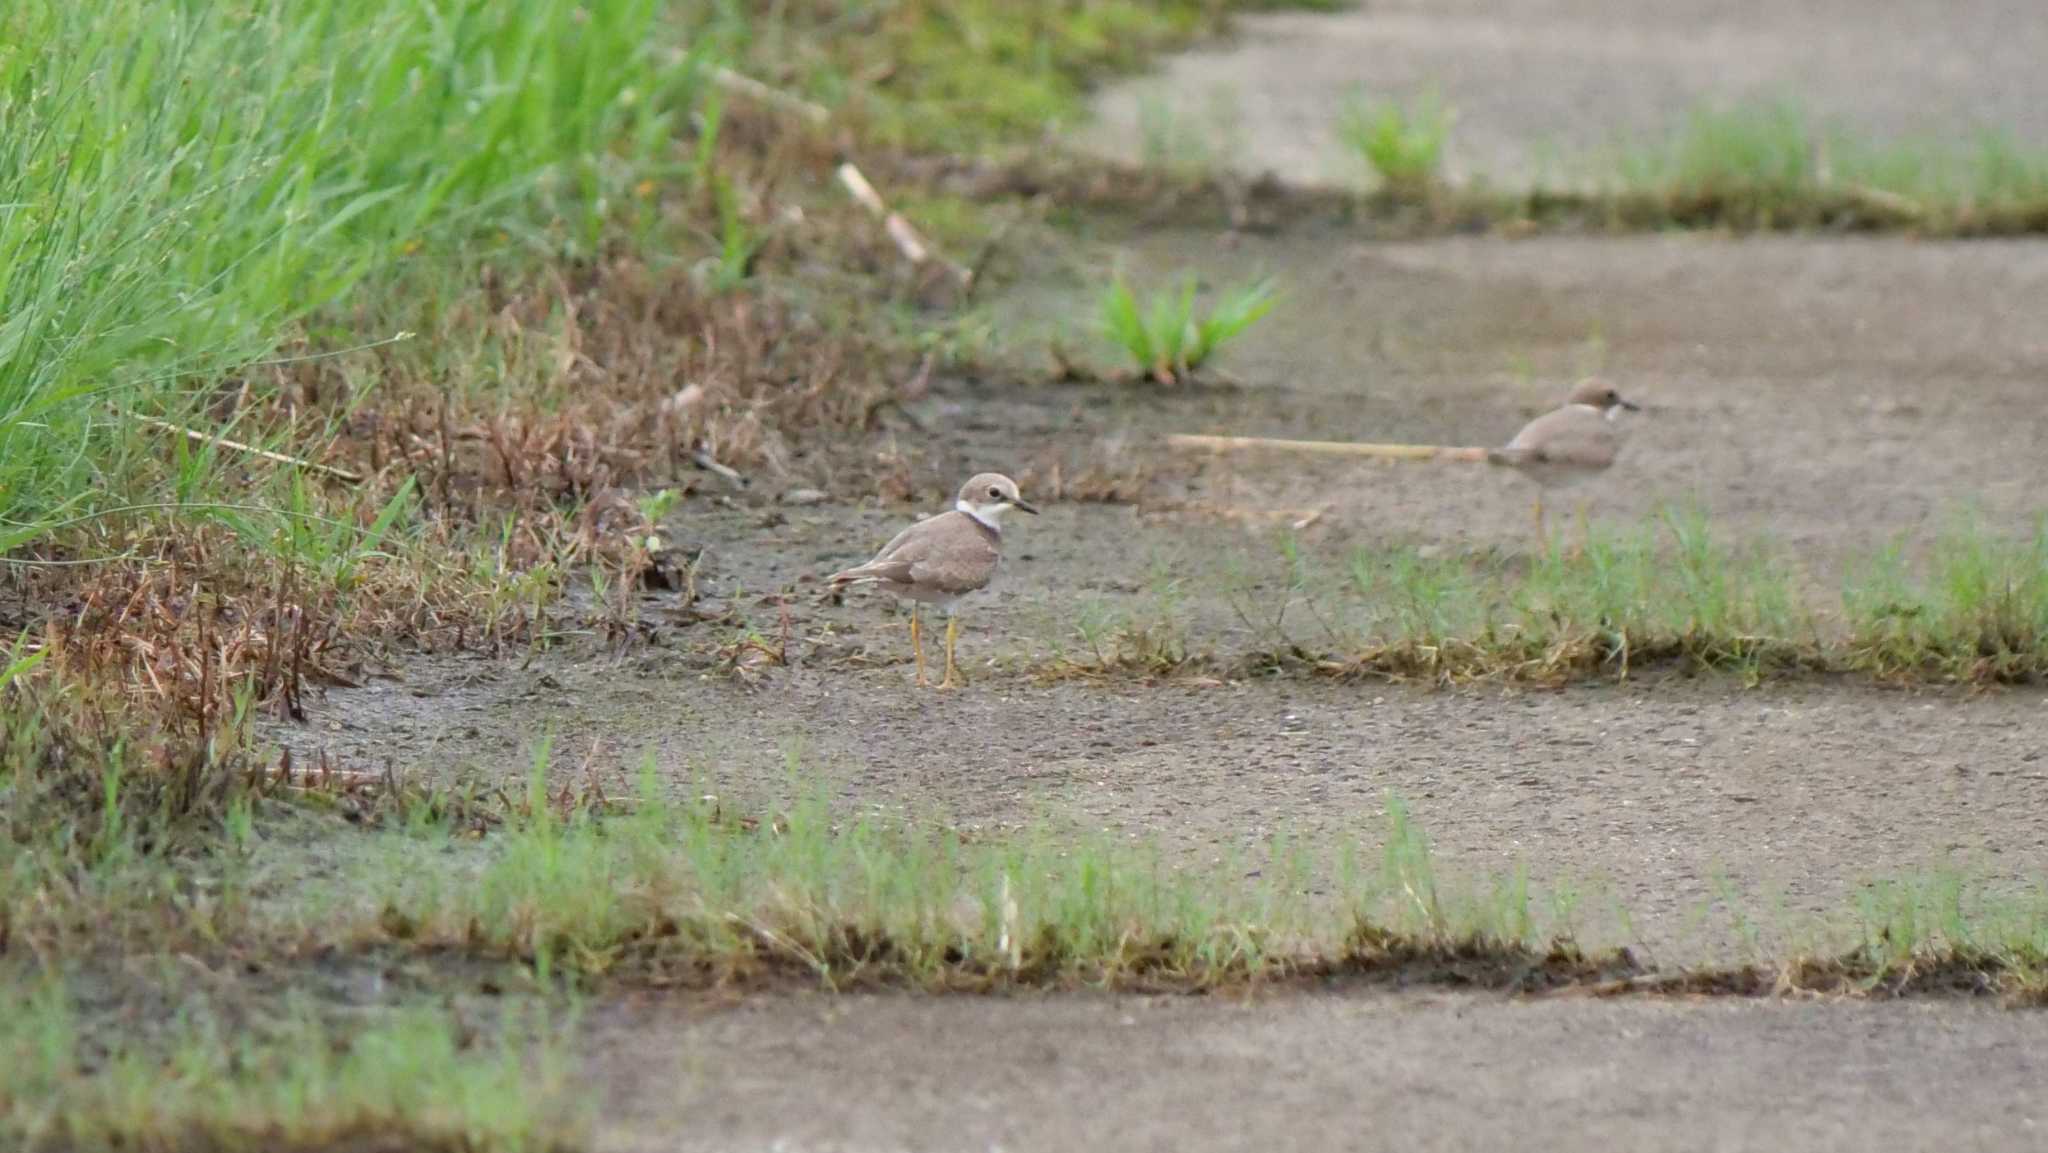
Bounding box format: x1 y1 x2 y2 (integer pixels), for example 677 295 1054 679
828 472 1038 689
1486 377 1640 543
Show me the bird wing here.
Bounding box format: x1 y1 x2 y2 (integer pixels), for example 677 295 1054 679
829 512 997 591
1495 406 1619 468
904 516 999 595
828 518 929 584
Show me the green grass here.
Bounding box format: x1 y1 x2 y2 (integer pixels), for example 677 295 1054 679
370 765 1337 987
1097 273 1276 383
1842 520 2048 681
1202 509 1813 682
1533 99 2048 232
1609 100 2048 217
1336 89 1451 198
1078 510 2048 686
213 770 2048 1004
1615 100 1821 204
0 0 701 542
0 977 576 1152
342 750 2048 999
1290 94 2048 233
768 1 1220 154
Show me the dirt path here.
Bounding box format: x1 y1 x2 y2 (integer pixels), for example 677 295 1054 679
291 223 2048 964
264 9 2048 1146
585 990 2048 1152
293 220 2048 958
1071 0 2048 186
304 648 2048 961
991 228 2048 566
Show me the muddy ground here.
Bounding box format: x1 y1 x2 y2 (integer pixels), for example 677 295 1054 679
270 4 2048 1148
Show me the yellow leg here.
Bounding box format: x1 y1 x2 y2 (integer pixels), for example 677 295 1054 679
1532 493 1548 552
938 614 962 689
910 603 928 687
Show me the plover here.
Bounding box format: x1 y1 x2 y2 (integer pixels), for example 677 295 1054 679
1487 377 1639 541
829 472 1038 688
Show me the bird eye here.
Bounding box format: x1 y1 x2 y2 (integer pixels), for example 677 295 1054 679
988 486 1002 498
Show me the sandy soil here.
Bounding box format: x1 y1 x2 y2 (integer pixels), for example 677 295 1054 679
586 989 2048 1153
1071 0 2048 186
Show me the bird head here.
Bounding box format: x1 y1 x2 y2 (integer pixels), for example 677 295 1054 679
1567 377 1639 417
955 472 1038 524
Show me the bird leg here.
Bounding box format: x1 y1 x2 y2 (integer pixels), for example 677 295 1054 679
1531 493 1548 552
938 614 963 689
910 603 928 687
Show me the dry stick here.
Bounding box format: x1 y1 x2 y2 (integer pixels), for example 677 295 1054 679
1152 503 1331 531
128 413 364 484
836 162 974 287
703 63 971 288
710 66 829 126
690 446 748 488
1166 433 1490 462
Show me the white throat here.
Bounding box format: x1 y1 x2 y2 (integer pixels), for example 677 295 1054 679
956 499 1004 530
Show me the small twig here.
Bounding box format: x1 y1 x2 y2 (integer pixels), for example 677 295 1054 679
1167 433 1489 461
710 67 830 127
835 161 891 216
836 162 972 286
126 413 364 483
1146 503 1329 527
690 446 748 489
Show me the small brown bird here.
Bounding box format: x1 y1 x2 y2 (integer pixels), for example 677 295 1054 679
1487 378 1639 542
829 473 1038 688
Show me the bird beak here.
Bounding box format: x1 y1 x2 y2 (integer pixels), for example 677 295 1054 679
1616 398 1641 412
1011 497 1040 516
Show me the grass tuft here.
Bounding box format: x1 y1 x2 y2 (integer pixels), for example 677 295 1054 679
0 0 699 540
1843 520 2048 681
1156 510 2048 687
1336 89 1451 199
1097 274 1276 384
0 979 577 1152
1593 99 2048 231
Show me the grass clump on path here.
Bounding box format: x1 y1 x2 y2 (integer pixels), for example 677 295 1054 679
1257 94 2048 235
1159 511 2048 686
1336 90 1451 199
370 761 1338 989
1605 100 2048 229
0 977 577 1153
1843 522 2048 682
1097 274 1276 384
308 773 2048 1002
